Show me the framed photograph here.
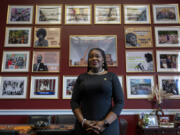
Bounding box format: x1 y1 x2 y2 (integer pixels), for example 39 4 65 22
34 27 61 48
94 4 121 24
30 76 59 99
69 35 117 67
4 27 32 47
156 50 180 72
124 4 151 24
125 26 153 48
158 75 180 99
62 76 77 99
1 51 29 72
65 5 92 24
155 26 180 47
0 76 27 99
32 50 60 72
126 75 154 99
7 5 33 24
126 50 154 72
147 115 158 127
153 4 180 24
36 5 62 24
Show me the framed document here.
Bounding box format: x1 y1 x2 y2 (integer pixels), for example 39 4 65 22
153 4 180 24
65 5 92 24
124 4 151 24
36 5 62 24
30 76 59 99
7 5 33 24
94 4 121 24
0 76 28 99
69 35 117 67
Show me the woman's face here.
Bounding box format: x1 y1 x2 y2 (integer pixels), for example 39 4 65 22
88 50 104 71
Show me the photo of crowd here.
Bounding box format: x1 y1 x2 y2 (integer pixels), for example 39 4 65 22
158 30 179 44
160 54 177 68
162 79 179 95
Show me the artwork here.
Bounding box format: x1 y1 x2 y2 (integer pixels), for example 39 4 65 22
94 4 121 24
34 27 61 48
125 26 153 48
124 4 151 24
156 50 180 72
126 75 154 99
30 76 59 99
158 75 180 99
153 4 180 24
4 27 32 47
7 5 33 24
147 115 158 127
62 76 77 99
0 76 27 99
155 27 180 47
126 50 154 72
36 5 62 24
69 35 117 67
32 51 60 72
65 5 91 24
1 51 29 72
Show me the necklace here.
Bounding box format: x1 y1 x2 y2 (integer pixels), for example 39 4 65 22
89 68 105 75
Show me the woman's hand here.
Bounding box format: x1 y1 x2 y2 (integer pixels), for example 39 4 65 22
93 120 106 133
83 120 100 134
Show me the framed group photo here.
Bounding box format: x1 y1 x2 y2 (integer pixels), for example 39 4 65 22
156 50 180 72
32 50 60 72
126 50 154 72
153 4 180 24
158 75 180 99
34 27 61 48
62 76 77 99
124 4 151 24
4 27 32 47
125 26 153 48
126 75 154 99
69 35 117 67
30 76 59 99
0 76 28 99
155 26 180 47
1 51 29 72
94 4 121 24
65 5 92 24
7 5 33 24
35 5 62 24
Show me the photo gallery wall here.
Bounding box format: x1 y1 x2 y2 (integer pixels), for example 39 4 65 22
0 4 180 100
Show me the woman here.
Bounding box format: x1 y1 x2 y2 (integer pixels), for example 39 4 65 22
71 48 124 135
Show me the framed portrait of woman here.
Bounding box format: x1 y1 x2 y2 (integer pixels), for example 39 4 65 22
7 5 33 24
0 76 28 99
35 5 62 24
126 75 154 99
124 4 151 24
125 26 153 48
153 4 180 24
156 50 180 72
62 76 77 99
126 50 154 72
94 4 121 24
69 35 117 67
1 51 30 72
158 75 180 99
155 26 180 47
30 76 59 99
65 5 92 24
34 27 61 48
4 27 32 47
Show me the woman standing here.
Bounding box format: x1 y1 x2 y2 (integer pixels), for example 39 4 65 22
71 48 124 135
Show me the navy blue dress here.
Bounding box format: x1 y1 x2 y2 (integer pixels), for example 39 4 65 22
71 72 124 135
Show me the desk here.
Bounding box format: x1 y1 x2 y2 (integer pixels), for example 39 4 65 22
137 126 180 135
0 124 74 135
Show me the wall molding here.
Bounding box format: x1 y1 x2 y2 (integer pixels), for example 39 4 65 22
0 109 179 115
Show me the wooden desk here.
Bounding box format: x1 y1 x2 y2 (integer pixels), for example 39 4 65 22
137 126 180 135
0 124 74 135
